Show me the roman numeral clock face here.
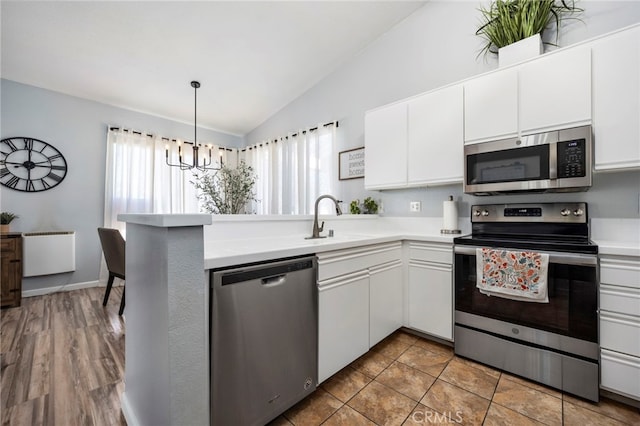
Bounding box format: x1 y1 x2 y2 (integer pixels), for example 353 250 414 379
0 137 68 192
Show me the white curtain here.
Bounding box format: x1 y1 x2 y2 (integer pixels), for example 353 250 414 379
103 128 219 232
242 123 336 215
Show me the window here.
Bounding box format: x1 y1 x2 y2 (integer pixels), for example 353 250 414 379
241 123 337 214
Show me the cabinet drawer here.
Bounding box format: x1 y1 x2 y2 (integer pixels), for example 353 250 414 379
600 311 640 357
600 257 640 290
600 284 640 317
601 349 640 399
317 242 402 282
0 238 17 253
408 242 452 265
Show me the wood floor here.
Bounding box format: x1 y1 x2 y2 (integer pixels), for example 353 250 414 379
1 287 126 425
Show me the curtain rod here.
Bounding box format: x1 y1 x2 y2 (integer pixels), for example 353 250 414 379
240 120 338 152
108 126 236 151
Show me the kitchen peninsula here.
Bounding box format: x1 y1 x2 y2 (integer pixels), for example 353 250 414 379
118 213 640 426
117 213 464 426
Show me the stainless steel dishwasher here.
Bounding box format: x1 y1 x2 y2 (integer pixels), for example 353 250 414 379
210 256 318 426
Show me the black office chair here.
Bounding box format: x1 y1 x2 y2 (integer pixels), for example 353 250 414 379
98 227 126 316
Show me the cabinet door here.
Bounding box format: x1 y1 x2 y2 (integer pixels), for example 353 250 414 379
0 237 20 308
318 271 369 383
592 27 640 171
369 261 403 347
407 85 464 185
601 349 640 399
464 68 518 143
408 261 453 340
519 46 591 133
364 102 408 189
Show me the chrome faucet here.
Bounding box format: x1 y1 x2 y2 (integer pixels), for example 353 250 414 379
306 194 343 239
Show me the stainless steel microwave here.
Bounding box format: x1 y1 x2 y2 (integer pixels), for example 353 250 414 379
464 125 592 195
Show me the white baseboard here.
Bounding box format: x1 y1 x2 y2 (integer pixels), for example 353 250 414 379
121 392 140 426
22 280 102 298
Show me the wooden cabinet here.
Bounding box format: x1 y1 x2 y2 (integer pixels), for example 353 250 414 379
317 242 402 382
407 85 464 185
519 46 591 133
599 254 640 400
1 233 22 308
592 26 640 171
364 102 408 189
369 260 403 347
464 68 519 144
406 242 453 341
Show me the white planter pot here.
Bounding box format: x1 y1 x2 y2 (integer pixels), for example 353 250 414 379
498 33 543 67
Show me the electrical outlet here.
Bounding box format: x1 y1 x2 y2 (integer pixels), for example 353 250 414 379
410 201 421 212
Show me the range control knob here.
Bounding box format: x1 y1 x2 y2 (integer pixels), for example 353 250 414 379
573 208 584 216
481 210 490 217
560 208 571 217
473 210 481 217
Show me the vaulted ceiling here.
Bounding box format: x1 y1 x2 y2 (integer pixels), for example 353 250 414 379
1 1 426 135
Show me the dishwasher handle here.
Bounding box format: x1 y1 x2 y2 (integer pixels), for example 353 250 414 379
214 257 316 286
261 275 287 287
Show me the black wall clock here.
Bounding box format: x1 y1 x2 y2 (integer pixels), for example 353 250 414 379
0 137 68 192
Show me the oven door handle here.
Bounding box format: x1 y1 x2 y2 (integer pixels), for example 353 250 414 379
454 245 598 267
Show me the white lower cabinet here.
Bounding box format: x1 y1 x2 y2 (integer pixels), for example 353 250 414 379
599 254 640 400
370 260 404 347
601 349 640 399
318 271 370 383
317 242 402 383
406 242 453 341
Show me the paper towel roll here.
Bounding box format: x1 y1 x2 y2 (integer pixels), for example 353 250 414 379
442 196 459 232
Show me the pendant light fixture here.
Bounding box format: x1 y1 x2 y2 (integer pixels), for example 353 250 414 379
165 81 222 171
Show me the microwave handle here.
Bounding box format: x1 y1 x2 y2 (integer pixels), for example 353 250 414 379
454 245 597 267
549 142 557 180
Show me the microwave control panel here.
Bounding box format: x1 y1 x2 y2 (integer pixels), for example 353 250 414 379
557 139 586 178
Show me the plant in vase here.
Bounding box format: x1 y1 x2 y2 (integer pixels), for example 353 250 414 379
476 0 582 58
0 212 18 233
192 161 258 214
349 197 379 214
349 200 361 215
363 197 379 214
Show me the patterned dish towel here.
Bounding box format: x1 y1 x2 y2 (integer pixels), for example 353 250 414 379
476 248 549 303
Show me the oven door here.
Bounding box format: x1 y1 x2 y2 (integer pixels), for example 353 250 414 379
454 245 598 353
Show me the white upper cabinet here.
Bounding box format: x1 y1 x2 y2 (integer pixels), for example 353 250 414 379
464 46 591 143
407 84 464 185
364 102 408 190
464 68 518 143
591 26 640 171
519 46 592 134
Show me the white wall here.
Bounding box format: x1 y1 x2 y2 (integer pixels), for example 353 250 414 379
0 79 243 292
246 1 640 218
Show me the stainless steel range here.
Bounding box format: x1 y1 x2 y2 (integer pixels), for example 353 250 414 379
453 202 599 401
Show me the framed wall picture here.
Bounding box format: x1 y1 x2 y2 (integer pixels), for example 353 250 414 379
339 147 365 180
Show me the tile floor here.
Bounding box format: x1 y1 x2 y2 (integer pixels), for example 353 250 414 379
272 330 640 425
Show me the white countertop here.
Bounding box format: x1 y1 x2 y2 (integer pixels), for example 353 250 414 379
204 231 457 269
594 239 640 257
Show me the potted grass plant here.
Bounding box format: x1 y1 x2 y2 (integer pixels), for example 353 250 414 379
0 212 18 233
476 0 582 65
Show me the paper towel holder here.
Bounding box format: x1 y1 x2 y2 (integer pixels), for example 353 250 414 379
441 195 462 234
